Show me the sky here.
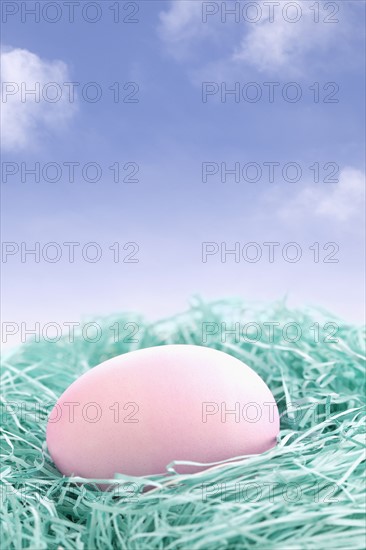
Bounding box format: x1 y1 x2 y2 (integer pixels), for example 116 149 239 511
1 0 365 348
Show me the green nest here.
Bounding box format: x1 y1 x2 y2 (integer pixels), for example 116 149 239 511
1 299 365 549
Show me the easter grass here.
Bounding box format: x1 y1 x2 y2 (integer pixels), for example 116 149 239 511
1 298 365 550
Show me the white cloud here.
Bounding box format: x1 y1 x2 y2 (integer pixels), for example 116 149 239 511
158 1 352 76
278 168 365 223
0 47 76 151
159 1 201 41
158 1 214 59
232 1 336 75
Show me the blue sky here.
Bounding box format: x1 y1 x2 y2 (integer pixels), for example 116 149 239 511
1 0 365 342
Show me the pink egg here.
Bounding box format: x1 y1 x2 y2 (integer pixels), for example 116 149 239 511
47 345 279 479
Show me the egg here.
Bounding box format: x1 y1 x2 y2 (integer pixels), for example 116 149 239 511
46 345 279 480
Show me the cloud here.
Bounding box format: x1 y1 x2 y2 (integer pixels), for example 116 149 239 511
158 1 213 58
158 1 355 76
0 47 76 151
159 1 201 41
232 1 337 75
277 168 365 223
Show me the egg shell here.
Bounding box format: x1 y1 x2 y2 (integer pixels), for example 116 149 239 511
47 345 279 479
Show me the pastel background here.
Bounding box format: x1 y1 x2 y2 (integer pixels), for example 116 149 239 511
1 0 365 348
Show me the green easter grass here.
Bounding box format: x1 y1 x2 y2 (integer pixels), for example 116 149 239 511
1 299 365 550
